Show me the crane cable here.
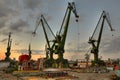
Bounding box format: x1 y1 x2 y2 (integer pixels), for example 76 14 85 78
76 18 80 52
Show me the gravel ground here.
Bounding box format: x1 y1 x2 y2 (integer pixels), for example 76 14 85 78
67 71 116 80
0 70 116 80
0 71 20 80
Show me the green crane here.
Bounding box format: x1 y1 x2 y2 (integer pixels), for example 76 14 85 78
33 14 56 67
54 2 79 65
5 32 12 61
88 11 114 65
41 15 55 60
33 2 79 68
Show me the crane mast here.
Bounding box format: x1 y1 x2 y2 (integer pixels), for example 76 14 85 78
88 11 114 64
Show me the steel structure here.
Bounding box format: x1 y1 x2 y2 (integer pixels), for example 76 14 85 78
34 2 79 68
88 11 114 64
5 32 12 61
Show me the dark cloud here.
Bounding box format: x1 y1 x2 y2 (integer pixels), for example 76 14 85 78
23 0 43 10
0 19 30 36
0 12 7 18
0 6 12 18
25 30 33 34
0 1 18 18
66 42 90 53
0 0 20 35
0 30 12 36
0 20 6 29
0 0 53 36
102 36 120 54
9 19 29 32
0 38 7 43
0 5 18 29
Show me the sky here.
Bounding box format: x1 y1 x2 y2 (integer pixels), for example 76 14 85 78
0 0 120 61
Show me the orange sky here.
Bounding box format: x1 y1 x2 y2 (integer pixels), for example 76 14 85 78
0 47 119 61
0 49 45 61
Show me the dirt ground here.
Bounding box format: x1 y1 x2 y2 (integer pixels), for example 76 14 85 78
68 71 115 80
0 71 19 80
0 70 116 80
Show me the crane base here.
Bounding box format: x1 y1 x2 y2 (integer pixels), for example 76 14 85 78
44 59 69 68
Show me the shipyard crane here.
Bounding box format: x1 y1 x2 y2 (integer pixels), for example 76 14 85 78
33 2 79 68
28 43 32 59
88 11 114 64
41 15 56 61
33 14 56 67
54 2 79 62
5 32 12 61
52 2 79 68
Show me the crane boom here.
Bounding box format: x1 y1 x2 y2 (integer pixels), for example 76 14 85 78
40 15 50 48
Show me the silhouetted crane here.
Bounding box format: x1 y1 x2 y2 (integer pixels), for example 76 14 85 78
88 11 114 64
5 32 12 61
33 2 79 68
